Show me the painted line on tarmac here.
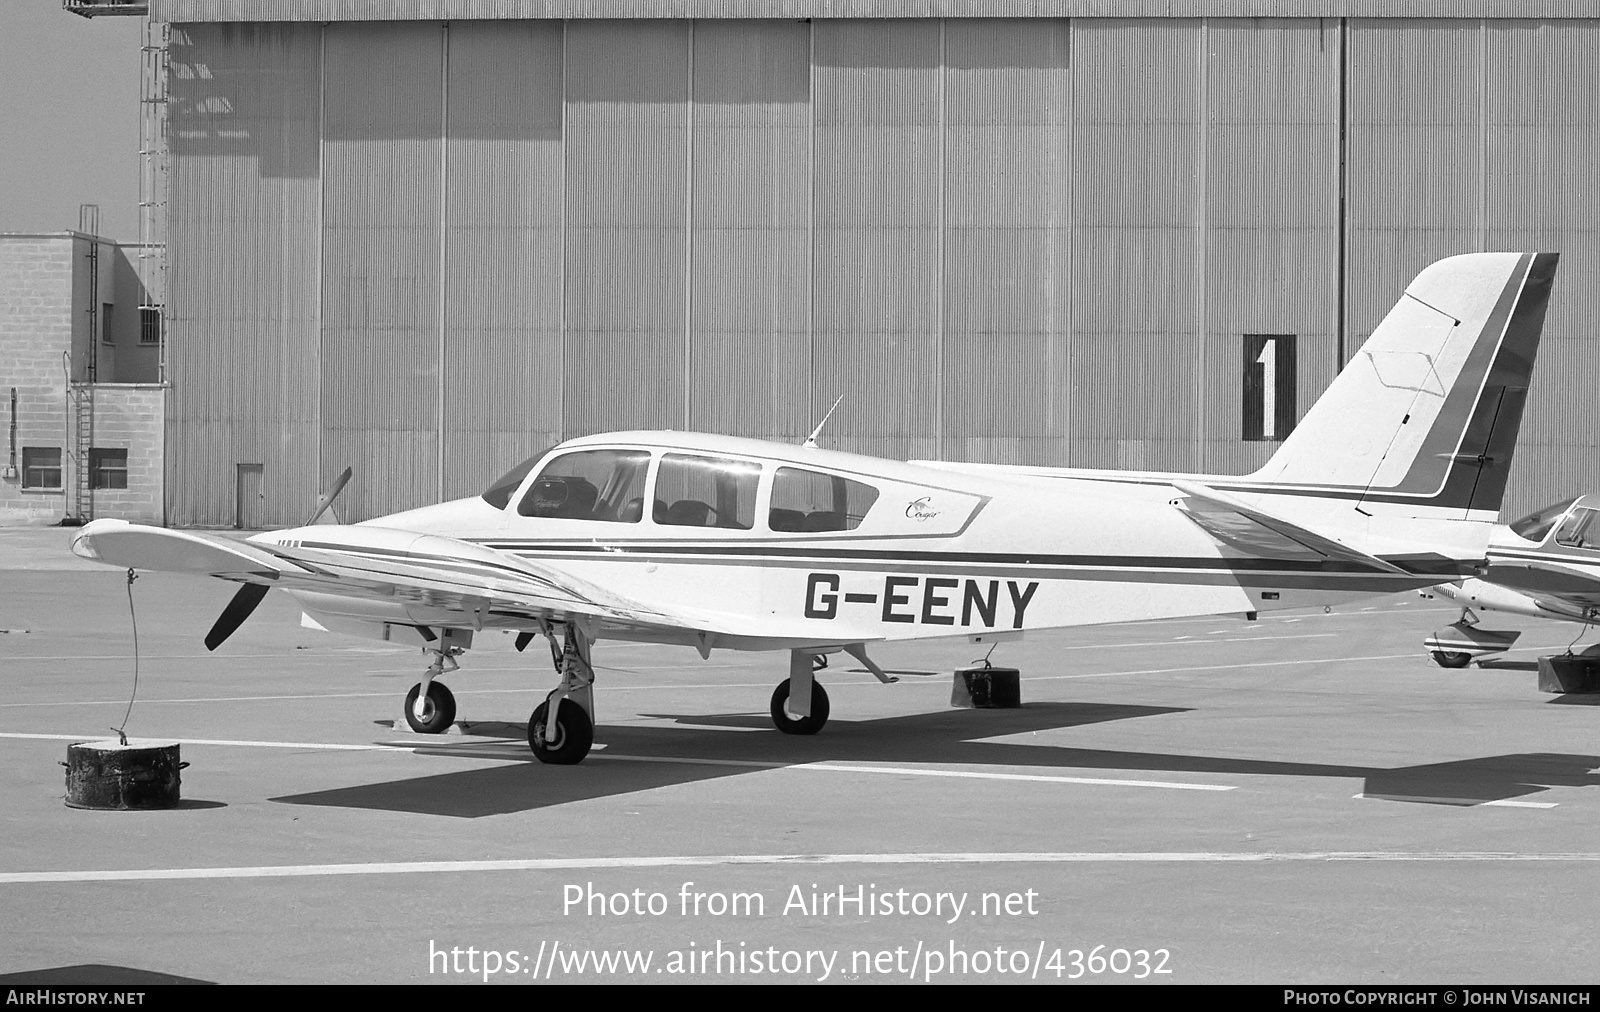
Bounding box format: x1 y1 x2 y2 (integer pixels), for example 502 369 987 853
0 648 1413 707
589 633 1342 674
6 631 1343 678
11 639 1556 710
591 753 1234 791
0 731 1232 792
1034 651 1423 680
8 850 1600 885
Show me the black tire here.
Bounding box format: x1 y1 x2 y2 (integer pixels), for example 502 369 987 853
528 700 594 765
1431 650 1474 669
770 678 829 735
403 681 457 734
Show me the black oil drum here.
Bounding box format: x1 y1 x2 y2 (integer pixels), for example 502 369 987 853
951 665 1022 709
64 740 183 810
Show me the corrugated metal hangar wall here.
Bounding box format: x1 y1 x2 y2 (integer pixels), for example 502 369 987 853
162 14 1600 526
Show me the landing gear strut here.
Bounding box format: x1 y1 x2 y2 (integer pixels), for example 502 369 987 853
404 631 467 734
528 620 597 765
770 650 830 735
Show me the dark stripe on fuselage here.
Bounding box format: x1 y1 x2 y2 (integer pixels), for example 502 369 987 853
469 539 1469 578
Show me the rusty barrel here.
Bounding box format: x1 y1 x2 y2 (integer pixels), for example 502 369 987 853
64 740 182 810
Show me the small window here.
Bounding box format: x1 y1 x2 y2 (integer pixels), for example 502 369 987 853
518 448 649 522
101 303 114 346
653 454 761 530
139 306 162 346
1243 334 1297 442
1509 497 1579 543
90 448 128 490
769 467 879 532
22 447 61 490
1553 507 1600 550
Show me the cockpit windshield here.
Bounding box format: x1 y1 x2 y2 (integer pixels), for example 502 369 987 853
517 448 650 522
1508 496 1581 542
481 447 555 510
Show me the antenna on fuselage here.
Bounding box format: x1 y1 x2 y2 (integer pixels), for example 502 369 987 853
803 395 844 449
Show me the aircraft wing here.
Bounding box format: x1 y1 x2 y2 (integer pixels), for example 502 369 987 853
69 519 861 646
1170 480 1413 574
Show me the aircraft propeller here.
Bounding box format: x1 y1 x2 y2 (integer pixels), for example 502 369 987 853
203 466 352 651
205 583 268 651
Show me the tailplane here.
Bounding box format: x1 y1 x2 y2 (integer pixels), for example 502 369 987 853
1250 252 1558 518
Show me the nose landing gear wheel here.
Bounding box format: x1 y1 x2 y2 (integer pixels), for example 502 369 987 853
529 700 594 765
403 681 457 734
770 679 829 735
1430 650 1474 669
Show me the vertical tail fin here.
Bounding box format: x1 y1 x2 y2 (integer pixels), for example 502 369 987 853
1251 252 1558 517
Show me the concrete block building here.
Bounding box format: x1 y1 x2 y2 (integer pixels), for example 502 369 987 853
0 231 162 526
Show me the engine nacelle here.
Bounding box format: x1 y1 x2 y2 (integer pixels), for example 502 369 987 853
1424 578 1587 622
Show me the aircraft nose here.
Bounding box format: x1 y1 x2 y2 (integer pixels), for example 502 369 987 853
364 496 505 534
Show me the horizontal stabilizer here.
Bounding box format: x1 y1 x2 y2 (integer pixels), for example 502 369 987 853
1172 480 1411 574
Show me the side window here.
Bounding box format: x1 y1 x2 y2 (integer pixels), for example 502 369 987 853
1554 507 1600 549
769 467 879 532
653 454 760 530
22 447 62 490
89 448 128 490
518 449 649 522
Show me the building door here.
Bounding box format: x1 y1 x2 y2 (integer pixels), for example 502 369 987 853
235 463 264 529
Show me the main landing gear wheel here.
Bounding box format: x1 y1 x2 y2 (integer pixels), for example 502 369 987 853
770 678 829 735
404 681 457 734
529 700 594 765
1431 650 1474 669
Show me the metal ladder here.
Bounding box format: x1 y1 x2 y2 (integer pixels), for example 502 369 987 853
64 369 94 524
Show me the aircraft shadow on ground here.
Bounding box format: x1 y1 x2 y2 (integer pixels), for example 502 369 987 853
269 701 1600 818
0 964 213 985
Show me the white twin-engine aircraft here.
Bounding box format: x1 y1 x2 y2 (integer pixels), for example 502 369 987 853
71 252 1559 765
1420 493 1600 667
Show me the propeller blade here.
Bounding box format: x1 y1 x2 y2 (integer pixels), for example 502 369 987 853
304 466 353 526
515 632 535 652
205 583 269 651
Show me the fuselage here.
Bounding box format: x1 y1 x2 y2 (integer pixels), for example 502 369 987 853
253 431 1479 650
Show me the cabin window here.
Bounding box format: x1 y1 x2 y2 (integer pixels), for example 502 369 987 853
1553 507 1600 549
653 454 761 530
480 445 556 509
768 467 879 532
518 448 649 522
1509 497 1580 543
